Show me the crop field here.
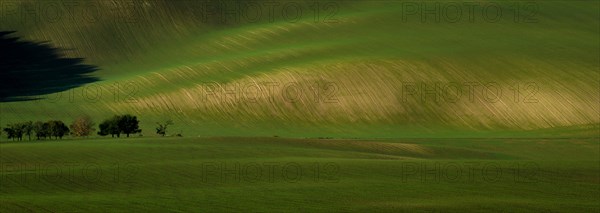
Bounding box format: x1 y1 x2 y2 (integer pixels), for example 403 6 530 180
1 137 598 212
0 0 598 212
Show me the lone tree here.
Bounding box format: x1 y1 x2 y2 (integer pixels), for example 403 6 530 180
98 116 121 137
119 114 141 137
156 120 173 137
70 115 95 137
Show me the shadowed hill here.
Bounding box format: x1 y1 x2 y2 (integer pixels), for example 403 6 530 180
0 31 99 102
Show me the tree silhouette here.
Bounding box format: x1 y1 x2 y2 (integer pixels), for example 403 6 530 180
98 115 141 138
98 116 121 137
33 121 49 140
119 114 141 137
0 31 100 102
156 120 174 137
48 120 69 139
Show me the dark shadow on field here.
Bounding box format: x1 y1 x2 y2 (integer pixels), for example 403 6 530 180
0 31 100 102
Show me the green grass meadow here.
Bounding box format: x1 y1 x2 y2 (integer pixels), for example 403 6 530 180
1 137 599 212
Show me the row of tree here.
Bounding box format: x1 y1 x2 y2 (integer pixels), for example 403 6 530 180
3 114 145 141
97 114 141 138
3 120 70 141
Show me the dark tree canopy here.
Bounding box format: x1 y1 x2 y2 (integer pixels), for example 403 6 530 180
48 120 70 139
33 121 50 140
98 116 122 137
98 114 142 138
119 114 142 137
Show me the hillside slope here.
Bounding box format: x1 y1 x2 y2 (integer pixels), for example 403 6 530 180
1 1 598 137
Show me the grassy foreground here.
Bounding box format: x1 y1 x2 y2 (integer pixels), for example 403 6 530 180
1 137 598 212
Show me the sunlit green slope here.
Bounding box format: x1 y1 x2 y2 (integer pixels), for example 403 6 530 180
1 1 598 137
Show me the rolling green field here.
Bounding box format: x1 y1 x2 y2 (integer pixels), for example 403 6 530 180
1 137 599 212
0 0 598 137
1 0 599 212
